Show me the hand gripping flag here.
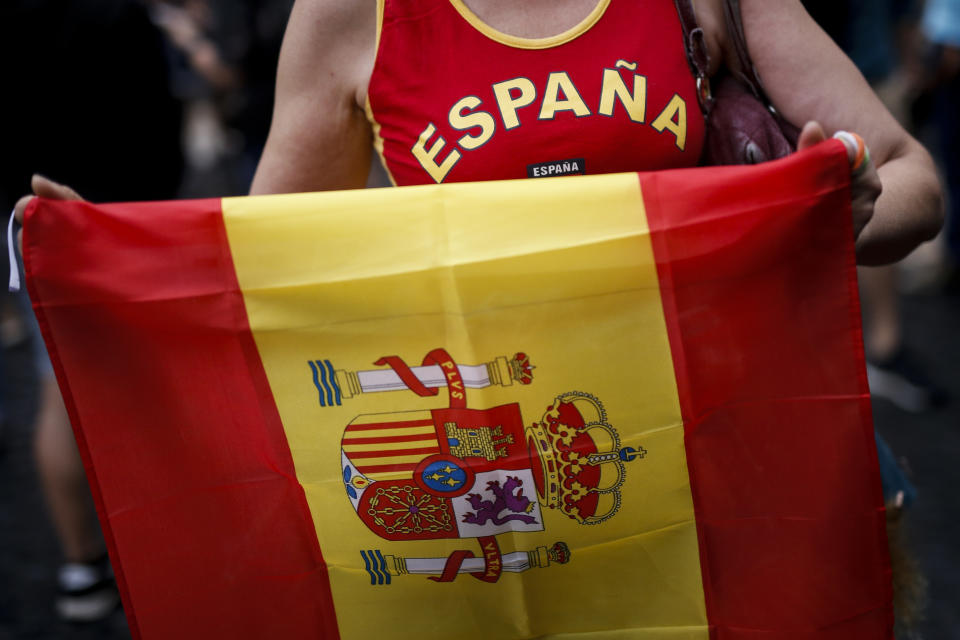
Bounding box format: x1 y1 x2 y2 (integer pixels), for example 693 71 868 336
22 141 892 639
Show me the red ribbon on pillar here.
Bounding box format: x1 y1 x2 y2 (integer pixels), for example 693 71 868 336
374 348 466 409
428 536 502 583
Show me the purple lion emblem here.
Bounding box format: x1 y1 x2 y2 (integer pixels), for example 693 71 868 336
462 476 538 526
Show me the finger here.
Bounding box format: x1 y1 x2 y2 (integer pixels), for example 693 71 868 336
13 194 34 224
12 195 33 257
836 132 881 240
14 176 84 258
832 131 867 169
796 121 827 151
31 174 84 201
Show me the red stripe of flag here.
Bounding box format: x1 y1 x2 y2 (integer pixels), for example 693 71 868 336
23 198 340 640
342 432 438 445
345 419 435 432
641 142 891 639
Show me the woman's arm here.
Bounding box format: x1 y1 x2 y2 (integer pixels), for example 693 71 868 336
729 0 943 265
249 0 377 195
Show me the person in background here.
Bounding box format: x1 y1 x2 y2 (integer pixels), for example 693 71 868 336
0 0 183 623
148 0 242 197
207 0 296 190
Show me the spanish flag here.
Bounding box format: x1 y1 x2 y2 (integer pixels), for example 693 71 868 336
23 142 891 639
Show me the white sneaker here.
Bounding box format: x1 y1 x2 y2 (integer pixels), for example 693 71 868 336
55 556 120 622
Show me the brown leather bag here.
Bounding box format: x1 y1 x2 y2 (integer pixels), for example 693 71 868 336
674 0 800 165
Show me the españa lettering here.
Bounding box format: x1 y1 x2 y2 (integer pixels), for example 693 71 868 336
527 159 586 178
412 64 689 183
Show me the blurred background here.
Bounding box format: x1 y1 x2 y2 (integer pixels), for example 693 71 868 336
0 0 957 638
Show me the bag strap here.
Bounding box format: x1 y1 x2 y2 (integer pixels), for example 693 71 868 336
673 0 714 113
674 0 779 106
722 0 765 100
722 0 798 140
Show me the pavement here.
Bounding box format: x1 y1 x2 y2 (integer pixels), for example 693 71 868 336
0 289 957 640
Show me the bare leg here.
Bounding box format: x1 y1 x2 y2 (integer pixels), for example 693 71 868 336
860 264 944 412
33 377 103 563
859 265 900 361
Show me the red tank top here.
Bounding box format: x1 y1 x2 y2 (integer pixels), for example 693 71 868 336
366 0 706 186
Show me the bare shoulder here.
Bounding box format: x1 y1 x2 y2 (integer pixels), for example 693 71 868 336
277 0 377 108
689 0 802 80
251 0 377 194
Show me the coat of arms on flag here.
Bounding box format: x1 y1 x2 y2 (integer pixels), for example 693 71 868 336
23 143 894 639
327 348 645 583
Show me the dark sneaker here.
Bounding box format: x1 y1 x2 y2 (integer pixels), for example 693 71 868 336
866 349 948 413
55 555 120 622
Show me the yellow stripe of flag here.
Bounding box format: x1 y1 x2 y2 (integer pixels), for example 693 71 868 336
342 439 437 454
221 174 708 639
349 411 434 425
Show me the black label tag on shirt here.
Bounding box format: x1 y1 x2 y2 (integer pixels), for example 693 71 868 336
527 158 586 178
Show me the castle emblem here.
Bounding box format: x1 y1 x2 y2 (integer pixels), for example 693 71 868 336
445 422 514 461
320 348 646 585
